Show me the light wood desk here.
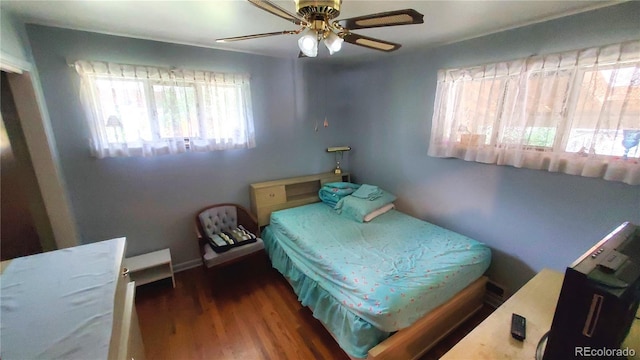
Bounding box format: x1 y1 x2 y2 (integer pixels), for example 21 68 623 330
442 268 640 360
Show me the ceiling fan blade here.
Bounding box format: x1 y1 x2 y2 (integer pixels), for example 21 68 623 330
337 9 424 30
248 0 305 26
342 33 401 52
216 30 299 43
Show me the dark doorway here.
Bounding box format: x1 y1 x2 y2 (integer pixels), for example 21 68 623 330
1 71 53 260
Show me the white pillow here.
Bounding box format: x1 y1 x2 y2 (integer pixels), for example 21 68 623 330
363 203 395 222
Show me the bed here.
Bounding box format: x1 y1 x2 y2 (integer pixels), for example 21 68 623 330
252 174 491 359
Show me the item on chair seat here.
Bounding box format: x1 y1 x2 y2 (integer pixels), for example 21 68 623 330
196 203 264 268
208 226 258 253
209 234 228 247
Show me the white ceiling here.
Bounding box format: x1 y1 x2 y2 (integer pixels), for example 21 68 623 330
2 0 621 60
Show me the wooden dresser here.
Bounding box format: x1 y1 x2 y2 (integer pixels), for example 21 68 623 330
250 172 350 226
0 238 145 360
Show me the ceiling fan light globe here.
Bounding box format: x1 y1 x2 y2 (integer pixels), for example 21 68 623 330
299 36 316 51
300 45 318 57
324 32 343 55
298 31 318 57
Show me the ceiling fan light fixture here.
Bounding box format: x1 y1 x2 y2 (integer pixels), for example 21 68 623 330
298 28 318 57
217 1 425 57
323 31 343 55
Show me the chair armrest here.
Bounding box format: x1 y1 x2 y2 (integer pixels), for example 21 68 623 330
236 204 260 237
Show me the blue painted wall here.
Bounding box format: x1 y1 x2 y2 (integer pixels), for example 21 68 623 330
326 2 640 294
26 25 351 265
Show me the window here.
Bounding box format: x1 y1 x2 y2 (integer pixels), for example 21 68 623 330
75 61 255 158
429 41 640 185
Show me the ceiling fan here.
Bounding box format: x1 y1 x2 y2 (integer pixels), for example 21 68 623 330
216 0 424 57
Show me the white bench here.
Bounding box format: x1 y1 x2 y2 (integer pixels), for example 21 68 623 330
124 248 175 288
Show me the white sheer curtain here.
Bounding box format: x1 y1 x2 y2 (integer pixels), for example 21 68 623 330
429 41 640 185
74 61 255 158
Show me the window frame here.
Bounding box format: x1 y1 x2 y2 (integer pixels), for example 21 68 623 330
88 73 252 144
446 62 639 158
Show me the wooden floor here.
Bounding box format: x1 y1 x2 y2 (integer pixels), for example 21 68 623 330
135 254 493 360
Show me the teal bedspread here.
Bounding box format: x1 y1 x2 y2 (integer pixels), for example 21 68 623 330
262 203 491 358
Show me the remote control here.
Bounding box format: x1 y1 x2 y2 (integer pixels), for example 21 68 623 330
511 313 526 341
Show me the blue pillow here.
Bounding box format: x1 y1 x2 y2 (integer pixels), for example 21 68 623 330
335 191 397 223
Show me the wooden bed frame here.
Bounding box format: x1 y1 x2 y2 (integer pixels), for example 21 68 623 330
365 276 487 360
249 173 488 359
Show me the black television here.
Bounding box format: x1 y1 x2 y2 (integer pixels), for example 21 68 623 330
542 222 640 360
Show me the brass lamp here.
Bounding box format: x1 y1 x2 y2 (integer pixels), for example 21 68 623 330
106 115 123 143
327 146 351 174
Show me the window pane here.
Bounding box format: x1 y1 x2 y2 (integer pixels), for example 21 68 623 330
500 70 571 148
95 79 151 142
452 77 506 145
152 84 199 138
567 66 640 157
202 84 245 140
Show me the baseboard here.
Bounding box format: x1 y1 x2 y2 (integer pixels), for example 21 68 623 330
173 258 202 273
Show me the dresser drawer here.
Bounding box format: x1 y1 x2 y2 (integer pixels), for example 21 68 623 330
254 186 286 207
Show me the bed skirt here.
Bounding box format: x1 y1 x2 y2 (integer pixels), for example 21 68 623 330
263 226 390 358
